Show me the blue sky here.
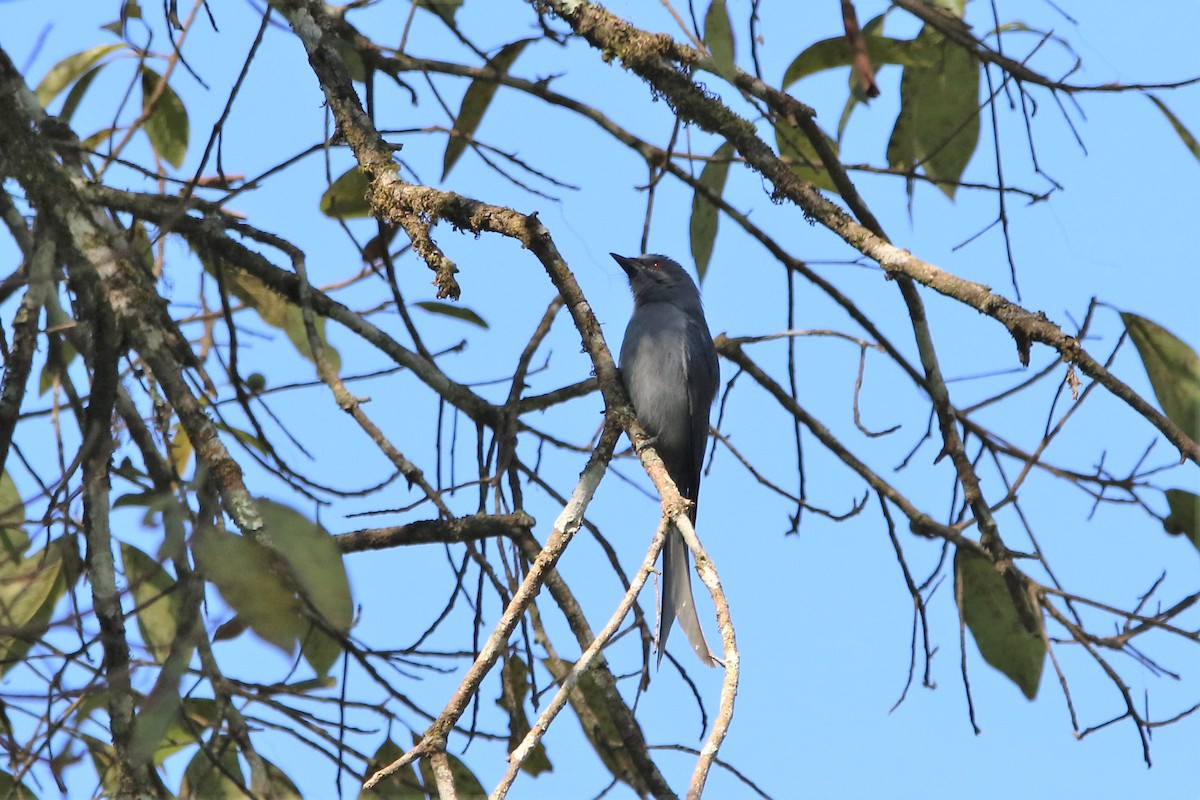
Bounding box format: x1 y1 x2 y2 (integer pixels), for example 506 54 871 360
2 0 1200 797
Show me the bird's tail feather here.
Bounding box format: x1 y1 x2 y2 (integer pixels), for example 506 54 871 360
659 526 717 667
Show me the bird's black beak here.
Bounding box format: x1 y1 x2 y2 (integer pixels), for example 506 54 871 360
610 252 637 278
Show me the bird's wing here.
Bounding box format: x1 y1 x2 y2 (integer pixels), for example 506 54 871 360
661 318 719 667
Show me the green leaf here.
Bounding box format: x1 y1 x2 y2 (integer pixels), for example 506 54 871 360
59 64 105 124
498 655 552 777
191 526 303 655
442 40 529 181
180 736 247 799
1165 489 1200 549
413 300 489 329
0 472 28 560
0 770 37 800
83 736 122 798
140 66 189 168
120 543 181 664
35 43 125 108
257 759 304 800
956 547 1044 699
319 166 373 219
774 119 839 193
416 0 463 26
1146 94 1200 163
782 34 935 89
129 682 182 767
886 26 980 198
257 499 353 676
150 698 216 764
703 0 736 80
0 541 66 677
414 733 487 798
202 257 343 371
543 656 634 781
1121 313 1200 444
359 740 425 799
689 141 735 282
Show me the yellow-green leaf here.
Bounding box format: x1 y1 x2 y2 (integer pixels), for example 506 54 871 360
1165 489 1200 550
258 499 353 676
359 740 425 799
413 301 489 329
886 26 979 198
0 541 65 677
180 736 247 799
191 526 303 655
1147 94 1200 163
956 547 1044 699
202 257 342 371
120 543 181 663
689 141 735 282
703 0 735 80
442 40 529 181
1121 313 1200 445
35 43 125 108
498 655 552 777
0 472 27 559
782 33 936 89
416 0 463 25
774 119 839 193
414 733 487 798
319 166 373 219
141 66 189 168
0 770 37 800
59 64 105 123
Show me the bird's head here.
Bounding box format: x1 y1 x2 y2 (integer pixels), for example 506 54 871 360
610 253 703 307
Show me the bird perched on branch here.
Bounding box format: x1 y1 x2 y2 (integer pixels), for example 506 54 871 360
612 252 719 667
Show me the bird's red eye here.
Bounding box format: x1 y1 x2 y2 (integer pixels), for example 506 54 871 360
651 260 662 269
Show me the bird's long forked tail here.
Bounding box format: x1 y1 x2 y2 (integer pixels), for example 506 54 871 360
660 524 719 667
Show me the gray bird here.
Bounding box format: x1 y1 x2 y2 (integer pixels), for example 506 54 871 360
612 252 719 667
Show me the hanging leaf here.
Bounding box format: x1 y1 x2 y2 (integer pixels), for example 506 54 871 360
689 141 735 282
442 40 529 181
179 735 247 799
1121 313 1200 445
1164 489 1200 550
886 26 980 198
413 733 488 798
140 66 189 168
129 681 182 766
359 740 425 799
774 119 839 192
120 543 181 664
257 499 354 676
59 64 105 124
191 526 304 655
413 301 489 328
35 43 125 108
0 472 28 559
0 771 36 800
83 736 122 797
497 655 552 777
1146 94 1200 163
956 547 1044 699
782 33 935 89
0 541 66 678
416 0 463 26
703 0 736 80
319 166 373 219
202 257 342 372
543 656 635 782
